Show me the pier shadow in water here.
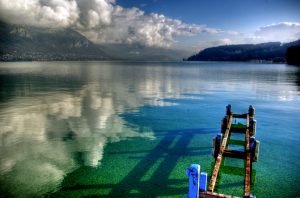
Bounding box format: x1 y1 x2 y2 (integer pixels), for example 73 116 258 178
56 128 214 197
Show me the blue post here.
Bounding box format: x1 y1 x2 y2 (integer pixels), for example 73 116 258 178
186 164 200 198
200 172 207 192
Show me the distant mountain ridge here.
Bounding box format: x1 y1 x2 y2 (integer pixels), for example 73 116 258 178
286 44 300 66
0 21 190 61
2 21 299 63
186 39 300 63
0 21 109 61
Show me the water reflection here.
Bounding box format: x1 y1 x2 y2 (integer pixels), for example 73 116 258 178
0 62 299 197
0 83 157 196
294 68 300 92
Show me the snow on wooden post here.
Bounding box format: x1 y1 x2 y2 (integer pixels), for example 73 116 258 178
186 164 200 198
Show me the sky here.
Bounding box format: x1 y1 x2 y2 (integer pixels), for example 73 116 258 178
0 0 299 52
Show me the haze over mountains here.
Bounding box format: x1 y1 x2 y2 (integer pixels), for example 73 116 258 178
0 0 300 62
0 21 191 61
0 21 108 61
1 20 299 63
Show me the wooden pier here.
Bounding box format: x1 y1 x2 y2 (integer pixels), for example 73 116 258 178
186 105 260 198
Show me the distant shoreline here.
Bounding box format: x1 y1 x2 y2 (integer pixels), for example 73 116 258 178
185 39 300 66
0 59 289 64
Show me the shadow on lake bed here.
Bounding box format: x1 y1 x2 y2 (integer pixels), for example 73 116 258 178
53 128 214 197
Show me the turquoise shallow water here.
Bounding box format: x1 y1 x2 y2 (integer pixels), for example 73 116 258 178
0 61 300 197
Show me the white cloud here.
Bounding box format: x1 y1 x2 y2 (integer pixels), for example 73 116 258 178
225 30 240 36
189 38 236 52
0 0 221 47
213 38 234 45
74 3 223 47
0 0 79 28
253 22 300 43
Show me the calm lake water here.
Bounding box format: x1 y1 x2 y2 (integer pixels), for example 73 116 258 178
0 61 300 197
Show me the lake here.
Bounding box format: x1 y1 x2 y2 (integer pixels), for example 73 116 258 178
0 61 300 197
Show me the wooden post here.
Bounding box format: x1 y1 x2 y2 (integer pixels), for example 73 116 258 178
208 114 232 192
221 117 227 134
226 104 232 116
244 114 251 198
248 105 255 117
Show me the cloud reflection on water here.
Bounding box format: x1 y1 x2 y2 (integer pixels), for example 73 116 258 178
0 84 157 196
0 62 299 196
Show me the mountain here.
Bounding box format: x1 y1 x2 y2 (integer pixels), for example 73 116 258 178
0 21 189 61
186 39 300 63
99 43 191 61
286 45 300 66
0 21 109 61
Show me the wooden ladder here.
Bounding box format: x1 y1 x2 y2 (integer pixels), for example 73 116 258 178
200 105 257 198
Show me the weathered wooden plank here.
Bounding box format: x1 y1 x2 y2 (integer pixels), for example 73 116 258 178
232 113 247 118
208 155 222 192
220 115 233 154
244 114 251 197
245 152 251 197
223 150 246 159
228 139 245 146
220 165 254 176
199 191 240 198
230 127 247 133
208 114 233 192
